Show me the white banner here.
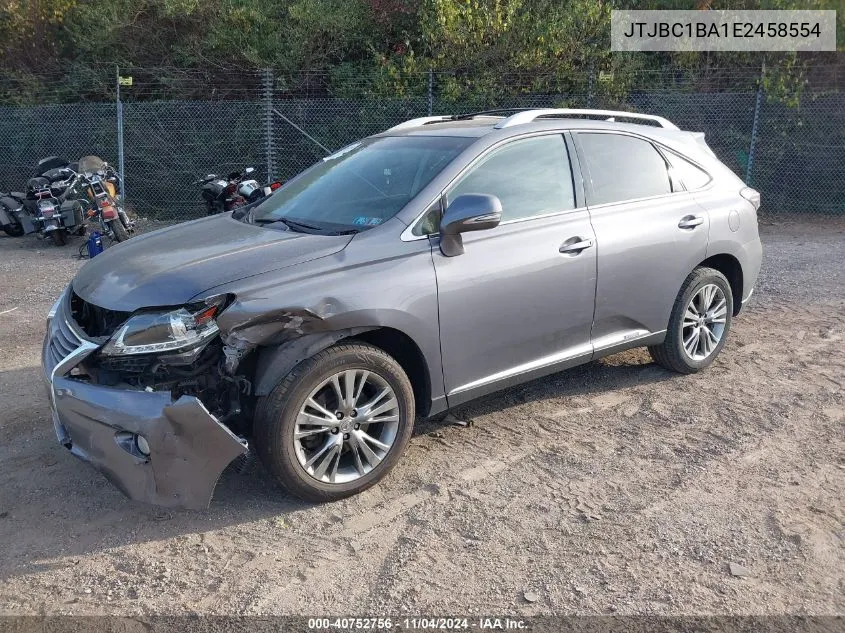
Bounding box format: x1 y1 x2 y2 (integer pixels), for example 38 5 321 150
611 10 837 52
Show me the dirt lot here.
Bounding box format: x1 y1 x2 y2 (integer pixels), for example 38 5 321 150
0 219 842 616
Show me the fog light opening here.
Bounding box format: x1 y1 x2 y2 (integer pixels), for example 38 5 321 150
135 434 151 457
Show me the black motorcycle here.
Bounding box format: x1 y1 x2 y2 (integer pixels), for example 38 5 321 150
196 167 281 214
0 191 28 237
24 171 86 246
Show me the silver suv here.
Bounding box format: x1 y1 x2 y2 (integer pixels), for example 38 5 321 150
43 108 762 508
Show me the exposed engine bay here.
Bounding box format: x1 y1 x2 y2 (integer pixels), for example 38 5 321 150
69 291 255 436
89 341 253 431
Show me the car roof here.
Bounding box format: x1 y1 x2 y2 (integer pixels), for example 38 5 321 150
374 112 711 162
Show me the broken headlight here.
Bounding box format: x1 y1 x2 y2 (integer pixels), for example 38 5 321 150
100 302 221 356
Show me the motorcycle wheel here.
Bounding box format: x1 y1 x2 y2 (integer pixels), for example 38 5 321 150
2 223 24 237
52 229 67 246
109 219 129 242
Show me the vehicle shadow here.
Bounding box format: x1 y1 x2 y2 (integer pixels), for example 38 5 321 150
0 230 84 251
0 350 671 581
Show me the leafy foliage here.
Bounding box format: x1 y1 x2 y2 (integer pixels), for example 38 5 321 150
0 0 841 103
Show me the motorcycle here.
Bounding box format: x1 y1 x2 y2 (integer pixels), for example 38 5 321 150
196 167 282 214
14 155 133 247
0 190 29 237
75 156 134 242
24 174 85 246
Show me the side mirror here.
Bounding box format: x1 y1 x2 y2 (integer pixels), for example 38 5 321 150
244 167 256 175
439 193 502 257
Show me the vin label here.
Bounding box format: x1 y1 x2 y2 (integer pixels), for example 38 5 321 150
611 10 837 51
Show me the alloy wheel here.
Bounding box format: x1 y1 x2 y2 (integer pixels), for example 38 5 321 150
293 369 401 484
681 283 728 361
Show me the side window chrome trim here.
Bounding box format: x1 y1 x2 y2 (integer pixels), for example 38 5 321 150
584 190 695 211
400 204 591 241
499 205 589 226
401 130 572 242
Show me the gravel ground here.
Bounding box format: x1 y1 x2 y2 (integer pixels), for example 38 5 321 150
0 219 842 616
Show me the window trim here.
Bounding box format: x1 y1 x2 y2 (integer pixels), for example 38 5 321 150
401 131 582 242
659 148 714 192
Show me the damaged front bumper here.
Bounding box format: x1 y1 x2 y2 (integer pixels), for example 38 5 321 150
42 291 247 510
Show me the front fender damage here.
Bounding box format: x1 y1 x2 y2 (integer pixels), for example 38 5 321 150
216 302 375 395
219 303 342 348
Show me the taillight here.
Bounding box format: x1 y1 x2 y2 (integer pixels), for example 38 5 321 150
100 204 117 220
740 187 761 212
270 182 282 191
39 202 57 218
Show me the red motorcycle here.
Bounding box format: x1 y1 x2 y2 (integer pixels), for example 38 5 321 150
196 167 282 215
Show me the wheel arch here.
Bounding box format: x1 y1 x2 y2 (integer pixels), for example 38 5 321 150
698 253 743 315
351 327 432 418
252 326 433 417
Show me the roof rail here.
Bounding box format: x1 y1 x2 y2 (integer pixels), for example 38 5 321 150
386 116 452 132
493 109 679 130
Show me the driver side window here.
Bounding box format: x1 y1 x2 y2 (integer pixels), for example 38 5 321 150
413 134 575 236
448 135 575 222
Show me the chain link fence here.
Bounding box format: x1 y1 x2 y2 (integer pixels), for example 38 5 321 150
0 70 843 227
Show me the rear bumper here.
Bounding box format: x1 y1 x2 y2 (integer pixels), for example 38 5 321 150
42 291 247 510
737 236 762 314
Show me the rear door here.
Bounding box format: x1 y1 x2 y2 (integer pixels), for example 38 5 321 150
430 134 597 404
572 131 710 349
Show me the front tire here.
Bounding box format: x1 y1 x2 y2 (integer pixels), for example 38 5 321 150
648 266 733 374
51 229 67 246
254 342 415 502
109 218 129 242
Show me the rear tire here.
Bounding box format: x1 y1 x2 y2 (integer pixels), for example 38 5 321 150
2 222 23 237
254 342 415 502
110 219 129 242
51 229 67 246
648 266 733 374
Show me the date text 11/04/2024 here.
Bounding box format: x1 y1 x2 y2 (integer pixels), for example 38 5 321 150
307 618 528 630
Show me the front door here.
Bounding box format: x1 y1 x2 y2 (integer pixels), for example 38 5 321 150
430 134 597 405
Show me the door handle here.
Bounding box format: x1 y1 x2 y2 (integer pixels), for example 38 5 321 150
559 237 594 254
678 215 704 229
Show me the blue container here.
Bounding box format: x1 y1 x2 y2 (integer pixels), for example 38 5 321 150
86 231 104 258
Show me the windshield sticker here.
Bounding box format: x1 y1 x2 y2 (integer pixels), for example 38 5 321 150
353 216 383 226
323 142 362 162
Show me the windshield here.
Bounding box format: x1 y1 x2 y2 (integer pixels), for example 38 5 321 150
78 155 106 175
251 135 472 232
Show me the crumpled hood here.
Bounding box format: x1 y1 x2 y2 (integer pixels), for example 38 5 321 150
73 214 352 311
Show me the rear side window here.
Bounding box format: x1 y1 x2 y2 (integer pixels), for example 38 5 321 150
668 153 712 190
578 133 671 205
447 135 575 222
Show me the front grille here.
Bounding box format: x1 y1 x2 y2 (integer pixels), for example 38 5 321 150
98 354 153 374
44 295 86 374
70 291 130 338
